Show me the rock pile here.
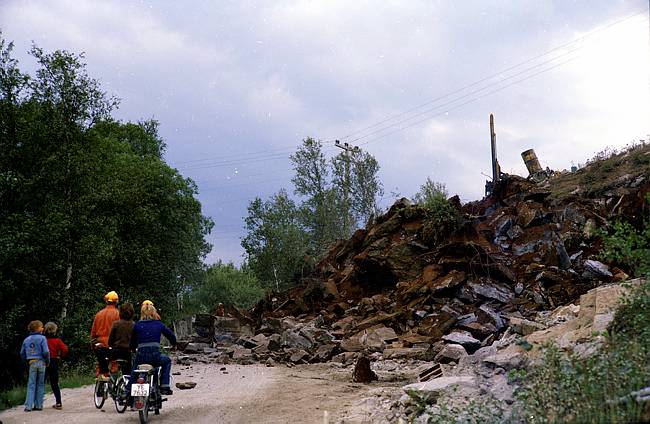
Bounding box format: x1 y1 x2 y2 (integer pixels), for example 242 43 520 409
244 167 648 366
175 144 649 372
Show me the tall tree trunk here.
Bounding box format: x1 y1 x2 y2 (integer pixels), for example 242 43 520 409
60 252 73 320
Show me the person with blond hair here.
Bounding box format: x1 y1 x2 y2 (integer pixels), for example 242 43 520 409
44 322 68 410
129 303 177 395
20 320 49 412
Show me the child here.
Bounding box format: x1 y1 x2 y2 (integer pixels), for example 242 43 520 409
20 320 50 412
108 303 135 376
44 322 68 410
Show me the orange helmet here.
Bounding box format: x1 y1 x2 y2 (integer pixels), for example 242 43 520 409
104 291 119 303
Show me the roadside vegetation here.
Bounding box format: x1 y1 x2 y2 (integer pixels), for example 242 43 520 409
412 177 462 245
0 365 94 411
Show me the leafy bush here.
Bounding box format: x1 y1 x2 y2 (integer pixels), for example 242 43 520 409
413 178 462 244
599 194 650 276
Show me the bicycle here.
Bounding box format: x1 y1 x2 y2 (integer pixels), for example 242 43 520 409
93 358 130 413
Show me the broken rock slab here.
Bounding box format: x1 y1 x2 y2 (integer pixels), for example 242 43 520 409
183 342 211 354
508 316 546 336
483 348 526 371
352 356 378 383
332 351 358 365
434 344 468 364
442 331 481 352
402 376 477 403
281 330 313 350
582 259 613 279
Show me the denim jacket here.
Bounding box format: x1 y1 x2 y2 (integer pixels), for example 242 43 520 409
20 332 50 364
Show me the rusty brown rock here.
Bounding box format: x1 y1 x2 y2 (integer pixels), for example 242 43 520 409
352 355 377 383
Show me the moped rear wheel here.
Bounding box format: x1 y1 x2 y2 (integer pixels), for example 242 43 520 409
138 402 149 424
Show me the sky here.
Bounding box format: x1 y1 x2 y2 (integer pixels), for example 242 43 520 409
1 0 649 264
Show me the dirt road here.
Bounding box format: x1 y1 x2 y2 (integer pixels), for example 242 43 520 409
0 363 387 424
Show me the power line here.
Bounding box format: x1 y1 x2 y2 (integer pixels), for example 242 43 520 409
335 8 645 144
359 55 581 147
179 145 340 171
346 45 583 145
169 8 644 170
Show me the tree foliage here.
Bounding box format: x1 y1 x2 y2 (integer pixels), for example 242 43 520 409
241 190 311 292
242 138 383 293
185 261 264 311
0 35 212 389
412 178 461 243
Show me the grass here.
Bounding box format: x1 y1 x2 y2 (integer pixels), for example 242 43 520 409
547 141 650 202
0 369 94 411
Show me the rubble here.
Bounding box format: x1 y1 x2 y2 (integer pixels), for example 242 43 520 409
172 144 649 420
240 151 649 369
175 382 197 390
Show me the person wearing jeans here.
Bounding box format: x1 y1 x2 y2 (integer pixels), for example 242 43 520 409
20 320 50 412
128 303 176 398
44 321 68 410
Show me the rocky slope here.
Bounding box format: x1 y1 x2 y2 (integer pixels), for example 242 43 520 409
241 143 649 366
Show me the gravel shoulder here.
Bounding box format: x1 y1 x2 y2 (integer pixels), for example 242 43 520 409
0 362 384 424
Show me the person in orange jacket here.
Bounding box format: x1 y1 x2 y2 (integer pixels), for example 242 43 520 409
91 291 120 379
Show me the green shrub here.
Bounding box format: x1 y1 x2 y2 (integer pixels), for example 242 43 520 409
599 196 650 277
413 178 462 244
631 151 650 166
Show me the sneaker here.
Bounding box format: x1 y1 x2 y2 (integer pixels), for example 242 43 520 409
160 387 173 395
33 407 43 411
24 408 32 412
53 404 62 410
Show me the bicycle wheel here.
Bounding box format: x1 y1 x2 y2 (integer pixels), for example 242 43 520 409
114 376 128 413
93 380 107 408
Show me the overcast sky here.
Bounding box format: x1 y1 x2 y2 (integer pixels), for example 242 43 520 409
2 0 649 264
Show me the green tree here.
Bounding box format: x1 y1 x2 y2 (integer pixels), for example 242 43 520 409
0 36 212 388
241 190 311 292
331 147 383 237
185 261 264 311
290 138 339 254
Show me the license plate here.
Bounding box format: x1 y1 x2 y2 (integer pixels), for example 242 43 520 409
131 383 150 397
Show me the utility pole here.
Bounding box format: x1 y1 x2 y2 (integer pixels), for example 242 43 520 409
485 114 501 196
490 114 499 185
335 140 360 237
